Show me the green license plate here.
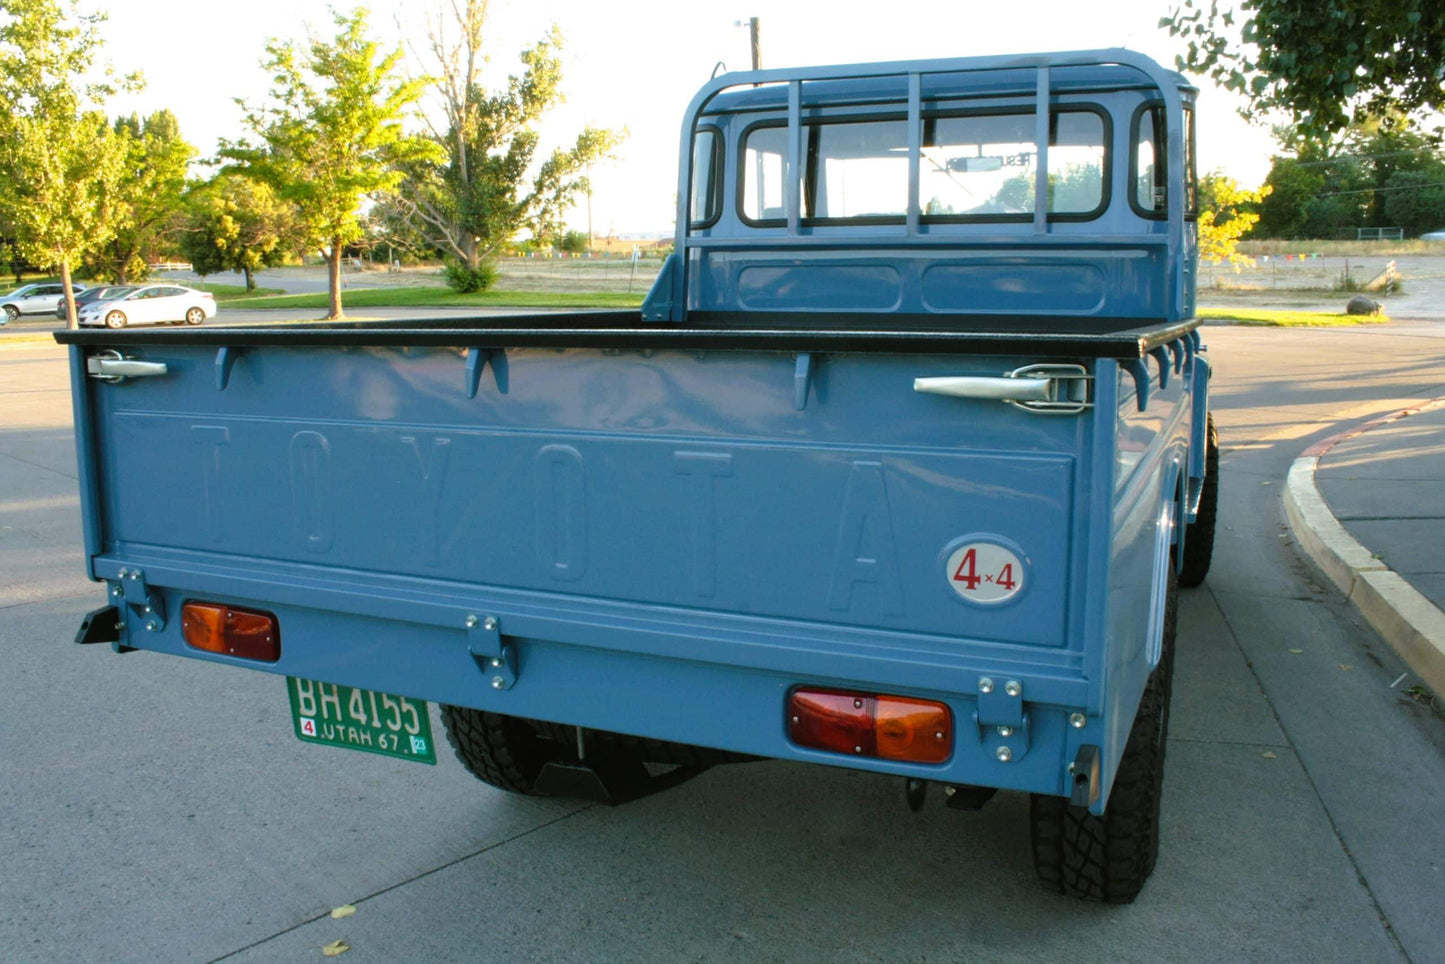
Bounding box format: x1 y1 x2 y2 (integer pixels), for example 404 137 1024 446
287 677 436 765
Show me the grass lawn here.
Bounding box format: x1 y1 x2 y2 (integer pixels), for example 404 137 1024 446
1199 306 1388 326
186 281 286 301
223 287 645 310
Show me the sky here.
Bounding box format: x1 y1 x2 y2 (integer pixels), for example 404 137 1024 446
101 0 1280 238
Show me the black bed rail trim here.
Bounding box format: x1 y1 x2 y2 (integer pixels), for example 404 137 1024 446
54 314 1198 360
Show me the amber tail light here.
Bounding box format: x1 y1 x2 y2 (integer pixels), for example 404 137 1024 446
788 688 952 764
181 601 280 662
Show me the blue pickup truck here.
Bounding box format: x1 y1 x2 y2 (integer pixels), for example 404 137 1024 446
57 49 1214 903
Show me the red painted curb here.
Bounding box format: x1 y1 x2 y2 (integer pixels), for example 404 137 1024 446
1299 396 1445 459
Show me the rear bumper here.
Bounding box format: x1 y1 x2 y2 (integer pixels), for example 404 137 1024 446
89 549 1091 799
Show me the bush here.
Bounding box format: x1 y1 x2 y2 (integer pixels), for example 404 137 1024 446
442 259 499 293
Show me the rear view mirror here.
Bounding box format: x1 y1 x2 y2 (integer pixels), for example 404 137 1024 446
948 156 1004 173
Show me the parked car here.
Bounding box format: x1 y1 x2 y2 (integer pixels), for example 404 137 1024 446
1422 228 1445 241
76 284 216 328
1 282 89 322
56 285 135 320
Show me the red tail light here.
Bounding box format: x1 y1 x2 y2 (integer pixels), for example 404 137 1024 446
788 688 952 764
182 601 280 662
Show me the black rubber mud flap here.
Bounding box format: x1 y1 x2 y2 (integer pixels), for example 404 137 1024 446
75 605 131 649
532 757 709 805
1070 745 1102 808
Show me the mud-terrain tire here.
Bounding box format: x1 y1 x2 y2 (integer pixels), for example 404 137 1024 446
1030 568 1177 903
1178 414 1218 588
439 705 577 794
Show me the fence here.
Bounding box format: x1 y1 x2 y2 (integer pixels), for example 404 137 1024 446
1357 227 1404 241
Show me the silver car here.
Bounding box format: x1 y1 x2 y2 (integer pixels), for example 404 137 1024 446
1 282 89 323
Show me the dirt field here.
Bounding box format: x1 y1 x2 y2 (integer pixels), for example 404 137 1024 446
284 249 1445 320
1199 253 1445 319
350 257 665 294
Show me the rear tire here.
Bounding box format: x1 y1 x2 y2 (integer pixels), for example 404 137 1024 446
1178 414 1218 588
185 307 205 325
1031 568 1177 903
440 706 571 794
441 706 677 799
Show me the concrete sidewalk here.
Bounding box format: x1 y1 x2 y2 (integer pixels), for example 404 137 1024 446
1285 400 1445 697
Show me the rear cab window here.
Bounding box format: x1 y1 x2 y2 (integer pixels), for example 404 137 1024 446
739 106 1110 226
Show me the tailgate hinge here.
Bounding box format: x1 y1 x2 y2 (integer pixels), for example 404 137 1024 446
974 676 1030 762
114 567 167 634
466 613 517 690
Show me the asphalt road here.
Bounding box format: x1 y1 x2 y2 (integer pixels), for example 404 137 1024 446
2 324 1444 963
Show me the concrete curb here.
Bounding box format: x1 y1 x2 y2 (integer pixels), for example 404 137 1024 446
1283 399 1445 696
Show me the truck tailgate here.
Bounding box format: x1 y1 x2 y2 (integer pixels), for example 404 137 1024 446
84 343 1085 650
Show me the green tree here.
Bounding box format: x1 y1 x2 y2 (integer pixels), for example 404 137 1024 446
981 164 1105 214
557 229 588 254
85 109 195 283
1382 170 1445 236
1339 112 1443 226
0 0 132 327
392 2 621 291
178 173 296 291
1197 172 1268 264
221 7 436 318
1252 115 1442 238
1253 156 1317 238
1161 1 1445 134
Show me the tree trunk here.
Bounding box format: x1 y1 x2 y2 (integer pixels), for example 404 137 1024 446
326 242 344 320
243 266 254 292
59 260 78 331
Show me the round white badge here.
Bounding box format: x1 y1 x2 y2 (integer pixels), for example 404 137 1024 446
945 542 1025 603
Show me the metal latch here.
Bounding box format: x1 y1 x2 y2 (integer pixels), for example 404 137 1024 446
87 350 168 383
466 614 517 690
914 363 1091 415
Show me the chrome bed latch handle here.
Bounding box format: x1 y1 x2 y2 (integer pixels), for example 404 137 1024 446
87 349 168 384
913 363 1091 415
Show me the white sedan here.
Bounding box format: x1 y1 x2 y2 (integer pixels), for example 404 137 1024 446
78 284 217 328
2 282 88 322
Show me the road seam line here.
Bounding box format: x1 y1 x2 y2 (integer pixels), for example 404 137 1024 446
1204 583 1411 961
206 802 596 962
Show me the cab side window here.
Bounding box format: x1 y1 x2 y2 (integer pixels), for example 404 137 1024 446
1131 103 1197 220
1133 105 1166 217
689 128 722 227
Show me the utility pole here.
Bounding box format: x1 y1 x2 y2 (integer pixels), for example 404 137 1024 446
735 17 761 71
